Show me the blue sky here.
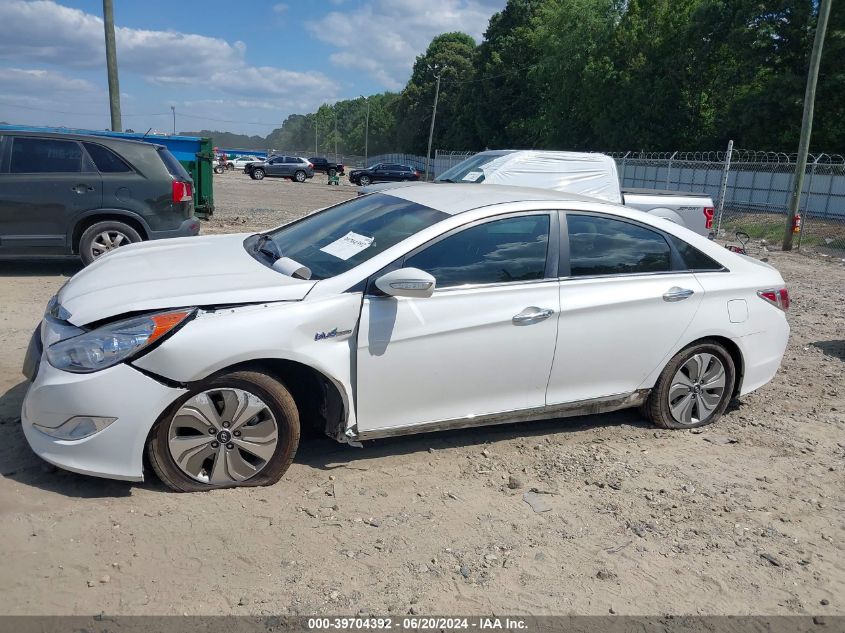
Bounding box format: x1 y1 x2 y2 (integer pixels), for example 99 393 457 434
0 0 504 135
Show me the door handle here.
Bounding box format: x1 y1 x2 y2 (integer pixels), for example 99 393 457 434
663 287 695 302
512 306 555 325
71 184 94 194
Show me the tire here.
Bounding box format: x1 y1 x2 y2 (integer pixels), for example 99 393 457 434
358 175 371 186
226 163 234 171
645 341 736 429
214 165 225 174
328 168 337 177
252 168 265 180
294 170 307 183
147 370 300 492
79 220 142 265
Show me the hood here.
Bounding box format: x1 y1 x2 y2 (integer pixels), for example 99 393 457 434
58 233 316 326
358 181 427 195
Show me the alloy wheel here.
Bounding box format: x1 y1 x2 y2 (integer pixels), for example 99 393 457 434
359 175 371 186
667 353 727 425
90 230 131 260
167 388 279 484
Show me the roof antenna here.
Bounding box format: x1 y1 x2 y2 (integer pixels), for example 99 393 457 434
141 127 152 139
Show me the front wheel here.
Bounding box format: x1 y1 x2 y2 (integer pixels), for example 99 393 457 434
328 168 337 177
358 175 371 186
147 370 300 492
645 341 736 429
294 170 307 183
79 220 141 265
251 168 265 180
214 164 225 174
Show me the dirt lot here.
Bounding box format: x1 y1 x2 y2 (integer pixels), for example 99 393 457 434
0 172 843 616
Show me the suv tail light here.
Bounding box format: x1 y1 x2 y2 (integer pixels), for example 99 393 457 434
172 180 193 203
757 287 790 311
703 207 715 230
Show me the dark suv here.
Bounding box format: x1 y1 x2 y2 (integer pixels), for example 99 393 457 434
0 131 200 264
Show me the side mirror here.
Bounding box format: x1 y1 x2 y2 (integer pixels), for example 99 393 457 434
374 267 436 298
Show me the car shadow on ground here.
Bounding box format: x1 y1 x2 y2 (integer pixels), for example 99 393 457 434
0 259 82 277
0 380 145 498
812 340 845 362
295 409 652 472
1 377 652 497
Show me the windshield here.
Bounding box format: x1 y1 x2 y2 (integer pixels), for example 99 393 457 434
435 151 512 183
255 194 448 280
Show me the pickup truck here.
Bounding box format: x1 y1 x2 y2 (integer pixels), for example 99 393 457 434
361 150 716 237
309 157 344 176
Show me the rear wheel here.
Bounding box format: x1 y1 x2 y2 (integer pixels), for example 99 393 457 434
358 175 371 186
294 170 307 183
79 220 141 265
213 164 225 174
252 168 265 180
147 370 300 492
645 341 736 429
328 168 337 177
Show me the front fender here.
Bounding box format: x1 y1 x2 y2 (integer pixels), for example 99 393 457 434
132 294 363 431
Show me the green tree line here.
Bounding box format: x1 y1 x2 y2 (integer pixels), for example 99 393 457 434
197 0 844 155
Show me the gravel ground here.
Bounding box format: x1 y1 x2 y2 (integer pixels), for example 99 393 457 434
0 173 843 616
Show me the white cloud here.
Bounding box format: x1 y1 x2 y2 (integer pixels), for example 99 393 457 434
308 0 505 88
273 3 289 14
0 67 96 94
0 0 338 110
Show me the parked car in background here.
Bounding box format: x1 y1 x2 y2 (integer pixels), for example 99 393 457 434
309 157 344 176
230 155 265 171
348 163 419 186
246 156 314 182
362 151 716 237
0 130 200 265
21 184 789 491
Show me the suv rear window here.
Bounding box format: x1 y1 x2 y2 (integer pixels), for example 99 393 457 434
83 142 132 173
11 137 83 173
157 148 190 180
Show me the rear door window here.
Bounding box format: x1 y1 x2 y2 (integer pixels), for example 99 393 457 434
567 214 671 277
10 137 83 173
83 142 132 173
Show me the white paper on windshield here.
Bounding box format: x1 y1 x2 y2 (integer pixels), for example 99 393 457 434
462 170 484 182
320 231 374 260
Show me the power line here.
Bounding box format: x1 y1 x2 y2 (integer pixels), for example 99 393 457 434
0 100 169 117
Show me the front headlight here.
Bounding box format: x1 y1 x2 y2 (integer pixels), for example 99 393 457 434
46 309 194 373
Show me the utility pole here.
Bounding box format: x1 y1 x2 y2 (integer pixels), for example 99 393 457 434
171 105 176 135
102 0 122 132
783 0 831 251
425 65 447 181
334 106 338 163
314 116 318 156
360 96 370 165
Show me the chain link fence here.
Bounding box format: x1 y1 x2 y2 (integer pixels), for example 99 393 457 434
433 148 845 254
611 149 845 254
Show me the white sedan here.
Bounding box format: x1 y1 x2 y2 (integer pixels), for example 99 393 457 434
228 155 265 171
21 185 790 491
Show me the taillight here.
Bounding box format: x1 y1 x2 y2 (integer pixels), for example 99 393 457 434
703 207 715 229
757 287 790 311
172 180 192 203
308 162 314 169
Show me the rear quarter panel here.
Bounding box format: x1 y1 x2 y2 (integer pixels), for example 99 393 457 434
624 192 714 236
